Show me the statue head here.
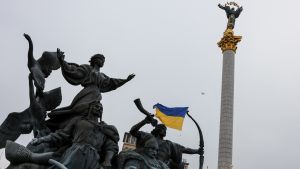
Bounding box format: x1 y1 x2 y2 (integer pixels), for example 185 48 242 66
89 54 105 68
87 102 103 121
143 138 159 159
151 124 167 138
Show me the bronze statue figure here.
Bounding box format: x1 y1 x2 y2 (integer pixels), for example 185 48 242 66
218 2 243 29
118 137 169 169
46 49 135 131
0 34 62 148
129 117 201 169
2 34 137 169
6 102 119 169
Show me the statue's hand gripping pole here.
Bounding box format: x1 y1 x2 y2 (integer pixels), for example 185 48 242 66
187 112 204 169
134 98 158 127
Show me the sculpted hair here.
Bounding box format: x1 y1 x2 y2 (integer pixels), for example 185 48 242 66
89 54 105 66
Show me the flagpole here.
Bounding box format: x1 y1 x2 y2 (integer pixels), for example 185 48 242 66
187 112 204 169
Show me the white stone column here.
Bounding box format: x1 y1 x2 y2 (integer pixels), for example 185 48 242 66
218 50 235 169
217 29 241 169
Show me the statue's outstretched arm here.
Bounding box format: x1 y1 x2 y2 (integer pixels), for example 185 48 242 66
182 147 202 155
100 73 135 93
56 48 88 85
129 117 151 137
56 48 76 72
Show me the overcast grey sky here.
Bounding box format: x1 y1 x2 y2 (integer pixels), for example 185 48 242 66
1 0 300 169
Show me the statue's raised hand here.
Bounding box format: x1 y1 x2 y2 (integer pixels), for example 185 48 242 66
143 115 158 127
144 115 153 124
57 48 65 63
126 74 135 81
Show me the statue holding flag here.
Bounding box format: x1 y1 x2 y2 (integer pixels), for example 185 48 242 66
130 101 202 169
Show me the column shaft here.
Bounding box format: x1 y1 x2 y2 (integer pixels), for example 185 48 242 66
218 50 235 169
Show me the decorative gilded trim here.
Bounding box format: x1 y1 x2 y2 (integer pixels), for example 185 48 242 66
217 29 242 53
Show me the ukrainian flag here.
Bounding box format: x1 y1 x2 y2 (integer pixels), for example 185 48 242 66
153 103 188 130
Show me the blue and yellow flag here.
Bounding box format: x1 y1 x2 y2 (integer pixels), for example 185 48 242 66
153 103 188 130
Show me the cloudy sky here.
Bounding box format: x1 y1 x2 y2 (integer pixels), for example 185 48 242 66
1 0 300 169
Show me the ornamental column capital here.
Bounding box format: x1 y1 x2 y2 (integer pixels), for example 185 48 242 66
217 29 242 53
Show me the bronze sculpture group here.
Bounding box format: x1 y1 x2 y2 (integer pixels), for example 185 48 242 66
0 2 243 168
0 2 243 169
0 0 246 165
0 33 202 169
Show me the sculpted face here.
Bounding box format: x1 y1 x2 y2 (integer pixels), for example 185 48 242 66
156 129 166 138
154 124 167 138
94 57 105 67
90 54 105 68
88 103 103 118
143 138 159 159
144 147 158 159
